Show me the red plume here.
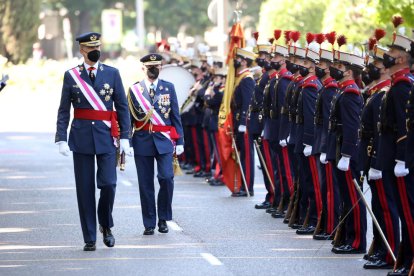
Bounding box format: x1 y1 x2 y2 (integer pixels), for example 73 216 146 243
306 32 315 45
156 42 162 48
284 30 291 45
368 37 377 51
290 31 300 43
374 29 386 41
253 31 259 41
274 29 282 41
325 31 336 45
337 35 347 48
164 44 170 51
315 33 325 45
392 15 404 28
269 38 275 44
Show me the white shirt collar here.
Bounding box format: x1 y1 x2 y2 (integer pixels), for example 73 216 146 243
144 78 158 91
84 61 99 76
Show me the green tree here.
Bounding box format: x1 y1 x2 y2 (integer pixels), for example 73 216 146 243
0 0 41 64
377 0 414 30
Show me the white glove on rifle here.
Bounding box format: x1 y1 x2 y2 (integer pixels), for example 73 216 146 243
337 155 350 171
238 124 246 133
120 139 134 157
279 139 287 147
320 153 328 164
394 160 409 177
176 145 184 155
368 168 382 180
57 141 70 157
303 145 312 157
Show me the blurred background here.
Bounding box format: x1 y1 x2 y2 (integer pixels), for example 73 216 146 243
0 0 412 132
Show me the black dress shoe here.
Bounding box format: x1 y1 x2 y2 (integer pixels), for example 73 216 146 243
209 179 225 186
100 226 115 247
143 227 155 235
182 164 193 170
363 259 393 270
283 217 290 224
255 201 271 209
266 207 277 214
296 225 316 235
387 267 409 276
158 220 169 233
290 223 302 229
313 232 333 240
271 211 285 218
231 191 254 197
206 177 215 183
193 171 204 177
203 172 212 177
332 244 366 254
83 242 96 251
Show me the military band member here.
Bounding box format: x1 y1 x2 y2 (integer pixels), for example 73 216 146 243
231 48 256 197
128 53 184 235
55 32 132 251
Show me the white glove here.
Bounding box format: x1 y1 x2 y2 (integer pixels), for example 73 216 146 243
176 145 184 155
279 139 287 147
286 135 290 143
320 153 328 164
394 160 409 177
337 156 350 171
303 145 312 157
120 139 134 157
57 141 70 157
368 168 382 180
238 124 246 133
261 130 264 137
1 74 9 84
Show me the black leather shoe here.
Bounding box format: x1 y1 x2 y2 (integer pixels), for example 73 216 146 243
255 201 271 209
83 242 96 251
100 226 115 247
387 267 409 276
271 211 285 218
363 259 393 270
332 244 366 254
143 227 155 235
231 191 254 197
182 164 193 170
209 179 225 186
206 177 215 183
193 171 205 177
158 220 169 233
283 217 290 224
290 223 302 229
266 207 277 214
313 232 333 240
296 225 316 235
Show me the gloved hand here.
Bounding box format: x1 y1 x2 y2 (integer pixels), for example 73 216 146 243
286 135 290 143
279 139 287 147
337 156 350 171
368 168 382 180
120 139 134 157
238 124 246 133
57 141 70 157
320 153 328 164
1 74 9 84
176 145 184 155
394 160 409 177
303 145 312 157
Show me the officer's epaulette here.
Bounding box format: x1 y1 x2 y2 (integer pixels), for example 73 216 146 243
301 75 319 89
340 80 360 95
391 68 414 86
323 77 338 89
293 75 303 83
280 69 293 80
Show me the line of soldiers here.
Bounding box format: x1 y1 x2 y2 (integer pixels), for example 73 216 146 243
171 18 414 276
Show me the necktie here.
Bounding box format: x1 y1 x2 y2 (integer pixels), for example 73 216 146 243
88 67 96 84
149 83 155 100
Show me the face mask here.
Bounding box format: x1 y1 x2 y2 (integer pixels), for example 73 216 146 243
264 61 272 72
201 66 208 72
288 63 299 74
315 66 326 79
299 65 310 77
368 63 381 81
329 66 344 81
147 66 159 80
271 61 281 71
383 53 396 69
255 58 265 67
361 71 373 85
87 50 100 62
233 59 241 69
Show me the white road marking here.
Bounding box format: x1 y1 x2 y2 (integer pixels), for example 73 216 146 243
167 221 183 231
200 253 223 266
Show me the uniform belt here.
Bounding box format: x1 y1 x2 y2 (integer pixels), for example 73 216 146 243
74 108 119 137
134 121 180 140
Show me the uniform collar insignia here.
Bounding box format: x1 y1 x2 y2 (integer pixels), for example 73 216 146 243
100 65 104 71
159 85 163 90
78 64 84 71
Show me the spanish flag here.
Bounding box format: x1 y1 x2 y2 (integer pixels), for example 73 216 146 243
217 22 245 193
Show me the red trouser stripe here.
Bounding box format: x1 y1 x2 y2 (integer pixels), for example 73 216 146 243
396 177 414 251
376 179 396 264
263 140 275 202
243 132 251 189
202 130 211 172
325 162 334 234
282 147 294 195
276 156 283 194
309 156 322 219
345 170 361 249
191 127 201 171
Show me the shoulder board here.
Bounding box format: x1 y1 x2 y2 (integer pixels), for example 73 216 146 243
302 76 320 89
393 74 414 86
325 81 338 89
282 74 293 80
343 86 360 95
159 79 174 86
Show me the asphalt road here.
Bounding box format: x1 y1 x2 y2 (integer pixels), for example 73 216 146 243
0 132 382 276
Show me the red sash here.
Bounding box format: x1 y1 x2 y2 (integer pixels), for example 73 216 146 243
74 109 119 137
134 121 179 141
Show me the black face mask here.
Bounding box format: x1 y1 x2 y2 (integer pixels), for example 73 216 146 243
288 63 299 74
361 71 373 86
329 66 345 81
255 58 265 67
271 61 282 71
233 59 241 69
201 66 208 72
315 66 327 79
368 63 381 81
87 50 101 62
147 66 159 80
383 53 396 69
264 61 272 72
299 65 310 77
